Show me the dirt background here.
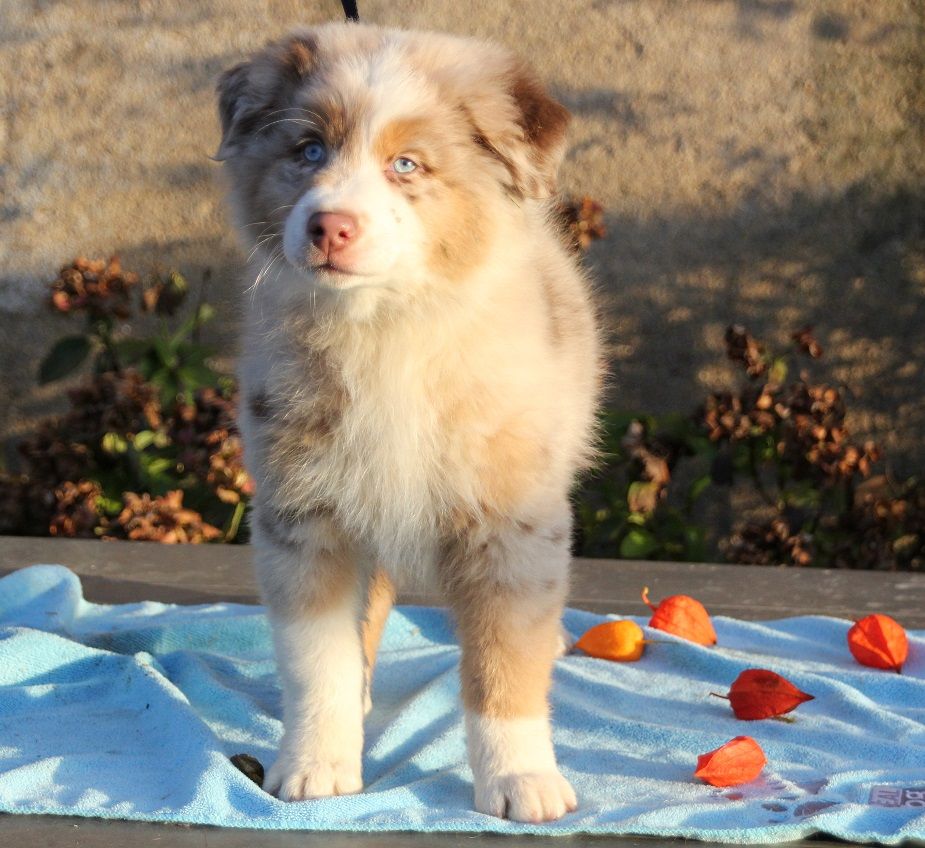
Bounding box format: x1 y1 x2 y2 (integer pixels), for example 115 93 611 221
1 0 923 476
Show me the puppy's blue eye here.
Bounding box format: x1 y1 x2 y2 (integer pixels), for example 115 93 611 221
392 157 418 175
302 142 326 165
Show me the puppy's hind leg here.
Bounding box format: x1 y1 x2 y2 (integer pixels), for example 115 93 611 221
361 567 396 715
443 521 577 823
254 508 366 801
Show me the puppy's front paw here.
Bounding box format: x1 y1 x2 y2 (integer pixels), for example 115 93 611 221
263 757 362 801
475 770 577 823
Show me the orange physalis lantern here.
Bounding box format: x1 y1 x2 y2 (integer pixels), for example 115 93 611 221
694 736 767 787
574 620 646 662
847 614 908 673
642 586 717 646
712 669 814 720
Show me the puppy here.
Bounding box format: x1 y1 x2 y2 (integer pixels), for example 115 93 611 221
216 22 601 823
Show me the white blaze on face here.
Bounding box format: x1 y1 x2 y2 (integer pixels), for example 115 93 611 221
282 58 434 288
282 158 415 281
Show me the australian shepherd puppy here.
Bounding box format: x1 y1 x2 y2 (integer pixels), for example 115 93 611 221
216 22 601 823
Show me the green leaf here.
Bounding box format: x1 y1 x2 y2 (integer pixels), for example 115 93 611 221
113 338 152 364
619 527 659 559
196 302 216 324
687 474 712 506
758 433 778 462
143 457 173 476
38 335 92 384
154 336 179 367
628 480 660 515
171 302 216 347
769 357 788 386
658 411 695 441
177 363 220 391
101 432 129 455
131 429 169 451
684 524 707 560
168 270 189 295
95 495 123 516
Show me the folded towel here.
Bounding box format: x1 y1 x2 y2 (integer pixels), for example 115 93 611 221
0 564 922 843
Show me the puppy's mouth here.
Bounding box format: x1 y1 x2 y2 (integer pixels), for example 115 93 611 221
304 245 372 280
310 261 364 277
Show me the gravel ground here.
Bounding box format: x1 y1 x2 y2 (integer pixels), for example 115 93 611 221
1 0 923 474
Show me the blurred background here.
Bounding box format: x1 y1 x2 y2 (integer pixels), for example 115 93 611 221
0 0 922 566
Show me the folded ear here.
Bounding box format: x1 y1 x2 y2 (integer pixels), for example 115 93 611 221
216 62 253 159
467 61 570 200
215 34 317 160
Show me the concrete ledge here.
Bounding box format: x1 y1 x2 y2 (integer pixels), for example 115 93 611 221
1 536 923 626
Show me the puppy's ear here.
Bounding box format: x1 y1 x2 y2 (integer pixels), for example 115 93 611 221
508 67 571 197
468 62 570 200
216 62 253 160
215 34 317 160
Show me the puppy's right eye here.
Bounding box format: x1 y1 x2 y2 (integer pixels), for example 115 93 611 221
301 141 327 166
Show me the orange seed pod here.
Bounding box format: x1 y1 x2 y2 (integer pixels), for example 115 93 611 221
574 620 646 662
642 586 717 646
847 614 908 673
712 669 814 720
695 736 767 787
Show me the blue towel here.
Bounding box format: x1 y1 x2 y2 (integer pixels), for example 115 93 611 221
0 564 922 843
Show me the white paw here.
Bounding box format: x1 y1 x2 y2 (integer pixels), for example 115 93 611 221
363 688 373 716
475 770 577 822
263 756 362 801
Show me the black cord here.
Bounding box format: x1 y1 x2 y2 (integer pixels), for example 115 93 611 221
341 0 359 21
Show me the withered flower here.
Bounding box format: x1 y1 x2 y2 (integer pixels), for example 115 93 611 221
49 480 103 538
103 490 221 543
724 325 767 379
791 326 824 359
556 196 606 253
142 270 188 316
48 256 138 319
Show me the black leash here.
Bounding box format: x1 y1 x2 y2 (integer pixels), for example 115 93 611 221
341 0 359 21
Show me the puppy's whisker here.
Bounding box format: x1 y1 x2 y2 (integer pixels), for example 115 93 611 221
246 228 282 260
254 248 284 291
247 237 278 264
259 106 320 119
255 117 321 136
245 247 282 297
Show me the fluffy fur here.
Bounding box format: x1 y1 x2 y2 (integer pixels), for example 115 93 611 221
216 21 602 822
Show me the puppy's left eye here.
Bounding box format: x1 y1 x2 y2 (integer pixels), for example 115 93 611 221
391 157 418 175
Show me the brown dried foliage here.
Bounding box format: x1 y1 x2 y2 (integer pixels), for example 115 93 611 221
705 325 920 570
701 328 880 487
49 256 138 319
724 325 768 379
66 371 162 441
169 388 252 504
49 480 103 539
9 372 248 541
18 370 161 485
141 270 188 316
725 516 815 567
556 196 606 253
102 491 221 543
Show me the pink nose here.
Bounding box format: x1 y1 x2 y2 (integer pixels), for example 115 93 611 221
308 212 358 255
